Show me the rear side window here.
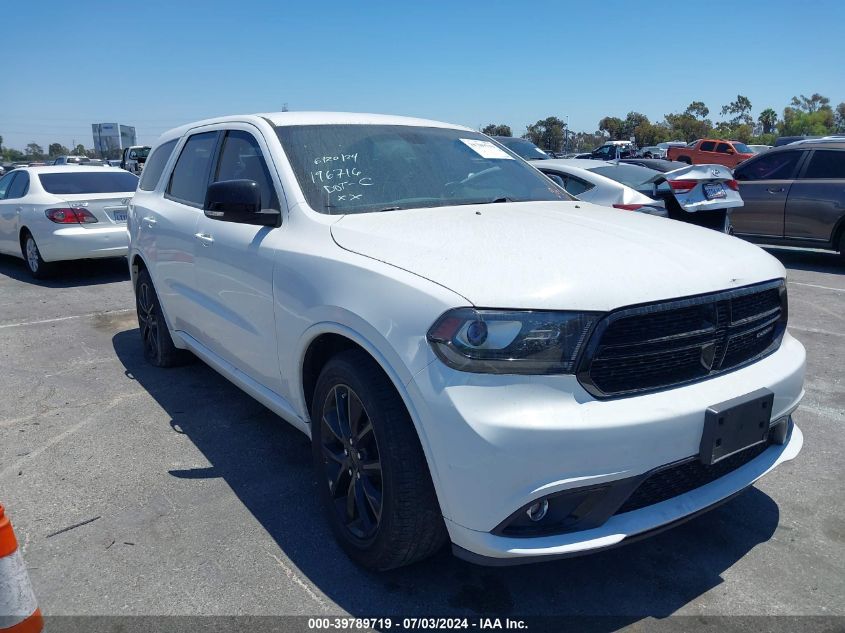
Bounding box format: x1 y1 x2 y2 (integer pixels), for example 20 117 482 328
803 150 845 179
700 141 716 152
561 175 594 196
716 143 731 153
7 172 30 198
139 139 178 191
735 151 802 181
39 171 139 194
213 131 279 210
166 132 219 205
0 172 15 199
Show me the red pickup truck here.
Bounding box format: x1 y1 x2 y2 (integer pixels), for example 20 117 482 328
667 139 755 168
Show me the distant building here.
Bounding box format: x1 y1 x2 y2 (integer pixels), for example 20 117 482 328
91 123 137 155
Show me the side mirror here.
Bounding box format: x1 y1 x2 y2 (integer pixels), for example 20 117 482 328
204 180 279 226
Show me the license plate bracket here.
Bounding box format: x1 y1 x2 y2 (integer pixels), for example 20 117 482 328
699 388 773 465
703 182 726 200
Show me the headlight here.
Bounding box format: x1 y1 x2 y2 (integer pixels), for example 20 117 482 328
427 308 600 374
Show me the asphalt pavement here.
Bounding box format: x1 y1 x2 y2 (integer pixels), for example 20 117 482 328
0 247 843 628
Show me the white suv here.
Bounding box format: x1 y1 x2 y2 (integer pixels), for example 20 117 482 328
128 112 805 569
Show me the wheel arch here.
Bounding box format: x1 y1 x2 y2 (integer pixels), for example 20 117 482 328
297 323 449 518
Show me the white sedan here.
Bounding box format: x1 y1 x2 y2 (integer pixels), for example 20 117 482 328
536 160 668 216
0 166 138 278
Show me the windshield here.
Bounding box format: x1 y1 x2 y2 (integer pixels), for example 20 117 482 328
732 142 752 153
589 164 659 189
493 137 550 161
276 125 571 215
39 171 139 194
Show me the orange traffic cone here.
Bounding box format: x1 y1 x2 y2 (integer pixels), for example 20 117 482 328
0 505 43 633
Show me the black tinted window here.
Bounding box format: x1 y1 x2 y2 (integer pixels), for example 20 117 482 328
562 175 593 196
39 171 138 194
735 151 802 181
700 141 716 152
0 173 15 199
139 140 178 191
803 150 845 179
716 143 730 153
7 172 29 198
166 132 219 205
213 131 279 210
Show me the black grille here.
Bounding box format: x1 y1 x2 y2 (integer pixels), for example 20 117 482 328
616 439 771 515
578 281 786 398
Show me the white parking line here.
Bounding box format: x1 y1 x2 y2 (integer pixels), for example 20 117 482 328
788 281 845 293
789 325 845 338
0 309 133 330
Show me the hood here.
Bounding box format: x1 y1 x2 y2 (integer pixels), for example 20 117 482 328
330 201 785 311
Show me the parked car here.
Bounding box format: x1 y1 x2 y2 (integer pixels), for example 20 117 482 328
667 139 755 167
747 145 772 154
536 160 667 216
0 166 138 278
491 136 549 160
774 135 820 147
129 112 804 569
639 146 666 159
619 158 689 172
731 140 845 259
590 140 635 160
551 159 742 232
108 159 122 167
53 155 91 165
121 145 151 175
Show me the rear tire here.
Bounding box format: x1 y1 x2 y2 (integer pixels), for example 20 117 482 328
677 156 692 165
135 268 192 367
311 349 446 570
21 231 54 279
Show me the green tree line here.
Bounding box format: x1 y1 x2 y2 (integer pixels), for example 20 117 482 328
482 92 845 153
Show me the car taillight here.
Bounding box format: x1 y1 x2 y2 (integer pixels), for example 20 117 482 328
45 208 98 224
726 179 739 191
668 180 697 194
612 204 643 211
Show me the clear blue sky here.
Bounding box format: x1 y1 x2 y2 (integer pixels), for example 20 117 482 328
2 0 843 151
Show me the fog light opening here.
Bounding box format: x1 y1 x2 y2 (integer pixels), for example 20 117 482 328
526 499 549 522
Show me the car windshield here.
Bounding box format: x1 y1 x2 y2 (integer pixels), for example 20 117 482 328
732 142 751 153
494 137 550 161
589 164 659 189
39 171 139 194
275 124 571 215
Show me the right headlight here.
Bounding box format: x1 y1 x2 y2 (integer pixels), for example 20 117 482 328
426 308 600 375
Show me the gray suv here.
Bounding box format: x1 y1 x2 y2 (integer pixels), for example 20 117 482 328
731 141 845 260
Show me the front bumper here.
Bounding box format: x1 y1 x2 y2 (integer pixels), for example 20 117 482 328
37 225 129 262
408 332 805 562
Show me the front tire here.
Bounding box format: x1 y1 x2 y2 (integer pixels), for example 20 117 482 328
135 269 192 367
21 231 54 279
311 349 446 570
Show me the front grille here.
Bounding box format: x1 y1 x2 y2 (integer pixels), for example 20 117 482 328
615 437 772 515
577 280 787 398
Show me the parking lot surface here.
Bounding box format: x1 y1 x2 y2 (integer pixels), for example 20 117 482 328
0 248 843 625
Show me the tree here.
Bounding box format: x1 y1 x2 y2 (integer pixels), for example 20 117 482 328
74 144 86 156
25 143 44 159
634 121 671 146
790 93 831 113
758 108 778 135
779 106 835 136
621 112 649 141
48 143 70 157
685 101 710 119
834 102 845 133
598 116 624 140
482 124 512 137
664 111 713 142
720 95 753 126
524 116 566 151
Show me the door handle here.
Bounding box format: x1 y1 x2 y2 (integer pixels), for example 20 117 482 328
766 187 785 194
194 232 214 246
143 216 158 227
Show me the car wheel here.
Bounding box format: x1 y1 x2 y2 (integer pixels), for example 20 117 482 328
677 156 692 164
311 349 446 570
135 268 192 367
21 231 54 279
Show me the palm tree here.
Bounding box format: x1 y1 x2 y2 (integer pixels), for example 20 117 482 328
758 108 778 135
